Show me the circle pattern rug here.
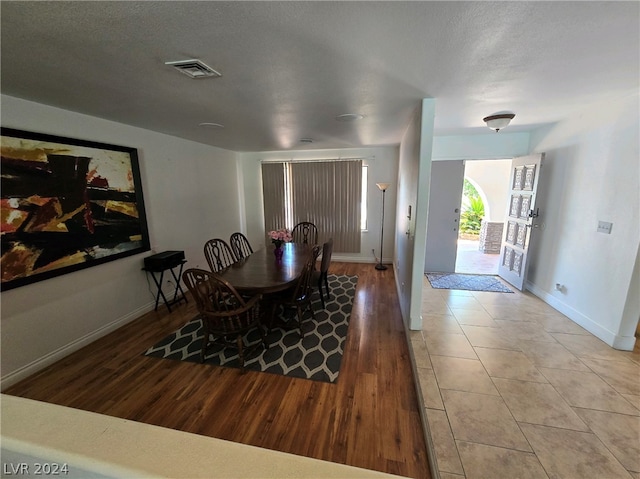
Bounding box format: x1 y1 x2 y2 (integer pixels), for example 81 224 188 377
144 274 358 383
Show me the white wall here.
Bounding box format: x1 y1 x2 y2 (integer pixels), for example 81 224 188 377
526 92 639 350
432 132 530 160
393 99 436 330
238 147 399 263
1 95 242 387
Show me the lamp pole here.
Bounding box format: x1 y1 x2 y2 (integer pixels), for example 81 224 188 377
375 183 389 271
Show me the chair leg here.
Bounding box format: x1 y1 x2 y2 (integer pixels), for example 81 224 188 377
236 335 245 369
200 320 209 363
323 273 330 300
318 278 326 309
296 305 304 337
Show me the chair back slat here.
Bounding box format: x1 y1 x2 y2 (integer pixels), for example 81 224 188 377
230 232 253 260
182 267 264 366
204 238 237 272
292 222 318 245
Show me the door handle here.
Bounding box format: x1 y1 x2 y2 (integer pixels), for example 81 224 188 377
529 208 539 218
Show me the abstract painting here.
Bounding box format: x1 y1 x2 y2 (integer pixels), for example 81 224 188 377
1 128 150 291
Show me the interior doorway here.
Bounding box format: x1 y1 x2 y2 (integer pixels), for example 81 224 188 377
454 159 511 275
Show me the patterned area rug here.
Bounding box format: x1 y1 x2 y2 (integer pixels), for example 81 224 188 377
145 274 358 383
426 273 513 293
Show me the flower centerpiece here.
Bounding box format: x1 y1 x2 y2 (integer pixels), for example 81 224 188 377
268 228 292 248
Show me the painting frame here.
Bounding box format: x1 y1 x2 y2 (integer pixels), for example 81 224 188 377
1 127 150 291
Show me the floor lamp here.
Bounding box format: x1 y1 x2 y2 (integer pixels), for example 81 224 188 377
375 182 390 270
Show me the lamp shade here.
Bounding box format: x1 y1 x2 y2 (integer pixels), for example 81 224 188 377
483 113 515 132
376 182 390 191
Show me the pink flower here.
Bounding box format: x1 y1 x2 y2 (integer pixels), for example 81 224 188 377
268 228 292 244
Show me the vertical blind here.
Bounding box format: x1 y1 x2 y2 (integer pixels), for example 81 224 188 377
261 162 286 235
262 159 362 253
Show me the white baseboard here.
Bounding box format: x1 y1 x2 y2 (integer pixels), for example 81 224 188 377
525 281 635 351
331 254 386 264
1 302 155 391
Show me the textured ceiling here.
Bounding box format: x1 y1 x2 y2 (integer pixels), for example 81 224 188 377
1 1 638 152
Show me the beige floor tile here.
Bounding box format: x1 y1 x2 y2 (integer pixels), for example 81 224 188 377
425 408 464 475
493 378 589 431
471 291 519 305
456 441 549 479
431 355 499 395
551 333 633 362
416 367 444 410
518 340 590 371
422 314 464 335
530 313 591 335
573 408 640 473
408 330 423 343
422 299 453 316
450 308 499 327
438 473 465 479
444 295 485 310
411 338 432 370
581 358 640 396
425 331 478 359
520 423 632 479
441 389 531 452
440 289 476 298
475 347 548 382
495 320 557 342
483 301 556 318
538 367 639 415
622 394 640 410
627 346 640 367
460 325 521 351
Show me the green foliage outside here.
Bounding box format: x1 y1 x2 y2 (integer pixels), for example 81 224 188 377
460 179 485 234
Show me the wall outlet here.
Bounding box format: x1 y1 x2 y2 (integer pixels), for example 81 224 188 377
597 221 613 234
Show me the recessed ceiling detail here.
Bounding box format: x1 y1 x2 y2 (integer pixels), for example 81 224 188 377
198 122 225 129
165 59 222 79
299 138 313 143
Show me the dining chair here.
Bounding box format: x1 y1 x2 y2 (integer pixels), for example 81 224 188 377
229 232 253 260
182 268 266 368
291 221 318 245
266 245 321 337
204 238 237 272
312 238 333 309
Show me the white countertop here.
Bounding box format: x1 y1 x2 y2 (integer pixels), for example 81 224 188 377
1 394 408 479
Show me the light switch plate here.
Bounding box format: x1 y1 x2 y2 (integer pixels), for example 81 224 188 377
597 221 613 234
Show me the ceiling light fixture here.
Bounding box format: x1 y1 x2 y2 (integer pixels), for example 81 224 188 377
335 113 364 122
165 59 222 79
483 113 515 132
198 122 224 129
299 138 313 143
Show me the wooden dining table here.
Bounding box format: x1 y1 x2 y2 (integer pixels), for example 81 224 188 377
218 242 312 294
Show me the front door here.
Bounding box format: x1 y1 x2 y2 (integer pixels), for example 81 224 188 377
498 154 545 290
424 160 465 273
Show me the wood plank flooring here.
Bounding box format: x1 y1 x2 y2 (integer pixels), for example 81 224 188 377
4 262 431 479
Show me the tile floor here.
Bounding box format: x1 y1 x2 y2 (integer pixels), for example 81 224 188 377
410 276 640 479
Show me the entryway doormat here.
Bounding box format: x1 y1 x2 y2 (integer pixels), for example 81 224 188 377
144 274 358 383
426 273 514 293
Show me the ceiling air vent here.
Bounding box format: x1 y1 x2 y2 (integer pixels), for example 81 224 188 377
165 59 222 79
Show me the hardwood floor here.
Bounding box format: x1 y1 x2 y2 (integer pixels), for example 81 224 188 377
4 263 431 479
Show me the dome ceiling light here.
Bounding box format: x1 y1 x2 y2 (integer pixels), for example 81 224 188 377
483 113 515 132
